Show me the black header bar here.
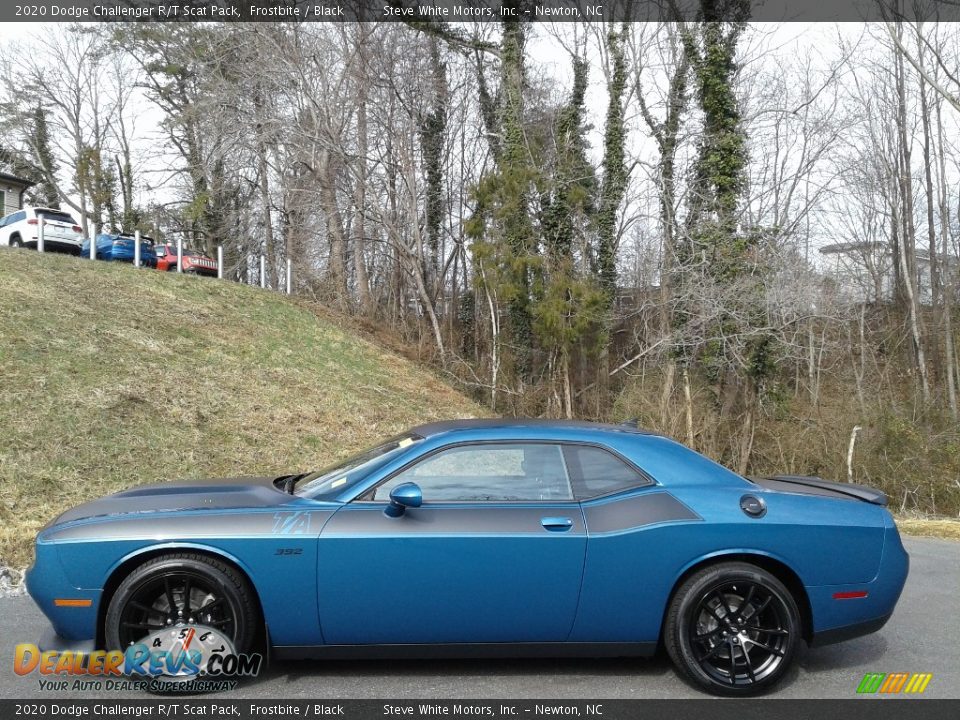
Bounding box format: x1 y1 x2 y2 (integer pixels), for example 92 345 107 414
4 0 960 23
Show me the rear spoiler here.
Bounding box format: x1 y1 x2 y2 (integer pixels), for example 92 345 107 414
752 475 888 506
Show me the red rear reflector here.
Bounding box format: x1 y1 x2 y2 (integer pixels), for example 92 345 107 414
833 591 868 600
54 598 92 607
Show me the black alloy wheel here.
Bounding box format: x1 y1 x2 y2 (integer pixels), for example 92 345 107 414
105 553 258 653
665 562 800 696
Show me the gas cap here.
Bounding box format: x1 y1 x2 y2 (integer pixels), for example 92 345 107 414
740 494 767 518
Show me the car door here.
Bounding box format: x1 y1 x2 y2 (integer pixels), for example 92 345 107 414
563 443 702 643
316 442 587 645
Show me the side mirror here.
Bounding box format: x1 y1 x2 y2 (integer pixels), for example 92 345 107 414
385 482 422 518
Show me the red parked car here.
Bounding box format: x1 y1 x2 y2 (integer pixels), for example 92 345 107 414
154 243 218 276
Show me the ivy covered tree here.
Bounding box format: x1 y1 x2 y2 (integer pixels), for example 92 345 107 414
596 26 629 305
28 106 60 208
535 56 605 417
467 10 539 383
420 36 448 293
0 106 61 208
680 0 751 277
674 0 780 472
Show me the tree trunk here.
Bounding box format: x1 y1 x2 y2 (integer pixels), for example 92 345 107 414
255 125 275 289
319 150 348 304
935 100 959 419
893 35 929 403
562 349 573 420
353 77 373 315
919 68 941 380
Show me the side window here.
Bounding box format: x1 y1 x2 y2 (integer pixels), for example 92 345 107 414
372 443 573 502
11 211 25 224
563 445 650 499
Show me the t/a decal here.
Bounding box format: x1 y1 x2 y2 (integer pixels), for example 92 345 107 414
272 511 311 535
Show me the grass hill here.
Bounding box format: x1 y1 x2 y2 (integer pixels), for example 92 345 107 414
0 249 484 568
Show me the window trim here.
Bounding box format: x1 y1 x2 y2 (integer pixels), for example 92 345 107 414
353 439 654 505
355 439 580 505
561 443 655 501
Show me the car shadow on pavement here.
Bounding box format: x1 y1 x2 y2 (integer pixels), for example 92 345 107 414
797 635 889 674
253 655 675 684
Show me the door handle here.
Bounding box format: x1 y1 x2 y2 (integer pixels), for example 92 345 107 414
541 517 574 532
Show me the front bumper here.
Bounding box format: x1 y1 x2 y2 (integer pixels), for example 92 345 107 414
184 264 217 276
25 544 100 645
38 627 97 654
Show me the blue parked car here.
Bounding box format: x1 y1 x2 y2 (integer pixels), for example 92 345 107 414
82 233 157 268
25 419 908 695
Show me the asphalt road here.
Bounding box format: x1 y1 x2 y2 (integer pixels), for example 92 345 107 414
1 538 957 700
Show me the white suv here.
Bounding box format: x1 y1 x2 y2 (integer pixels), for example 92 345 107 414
0 206 84 254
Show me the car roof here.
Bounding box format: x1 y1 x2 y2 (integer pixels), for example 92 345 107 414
410 418 658 438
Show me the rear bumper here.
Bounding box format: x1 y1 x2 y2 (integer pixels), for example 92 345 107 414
809 612 893 647
109 253 157 267
806 517 909 644
25 238 82 252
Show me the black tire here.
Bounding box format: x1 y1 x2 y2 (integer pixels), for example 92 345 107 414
9 235 23 248
664 561 800 696
104 552 259 655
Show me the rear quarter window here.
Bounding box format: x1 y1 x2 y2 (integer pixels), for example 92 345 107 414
563 444 651 499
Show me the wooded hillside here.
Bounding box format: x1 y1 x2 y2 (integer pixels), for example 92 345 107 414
1 7 957 515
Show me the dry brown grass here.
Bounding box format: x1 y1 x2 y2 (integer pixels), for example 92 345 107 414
894 516 960 541
0 249 486 568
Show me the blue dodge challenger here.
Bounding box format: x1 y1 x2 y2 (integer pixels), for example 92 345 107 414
26 419 908 695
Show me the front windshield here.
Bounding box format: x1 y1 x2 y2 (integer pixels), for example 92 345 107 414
295 433 423 500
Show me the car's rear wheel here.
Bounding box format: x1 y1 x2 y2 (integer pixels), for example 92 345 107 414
105 553 258 654
664 561 800 696
9 235 23 248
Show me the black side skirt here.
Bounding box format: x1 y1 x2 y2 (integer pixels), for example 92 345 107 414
272 641 658 661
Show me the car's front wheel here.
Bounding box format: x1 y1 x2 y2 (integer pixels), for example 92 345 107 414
105 552 259 654
664 561 800 696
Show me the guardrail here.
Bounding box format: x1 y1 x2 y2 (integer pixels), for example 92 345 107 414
30 223 293 295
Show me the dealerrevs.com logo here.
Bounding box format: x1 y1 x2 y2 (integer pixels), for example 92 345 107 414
14 625 262 693
856 672 933 695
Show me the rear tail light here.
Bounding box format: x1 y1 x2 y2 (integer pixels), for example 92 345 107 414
72 226 81 233
27 218 38 225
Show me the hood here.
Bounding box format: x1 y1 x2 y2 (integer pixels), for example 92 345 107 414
50 475 293 526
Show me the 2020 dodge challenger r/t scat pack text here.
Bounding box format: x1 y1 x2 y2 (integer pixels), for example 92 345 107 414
26 419 909 695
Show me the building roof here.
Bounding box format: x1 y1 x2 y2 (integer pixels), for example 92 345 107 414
0 171 35 188
410 417 656 437
819 241 884 255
